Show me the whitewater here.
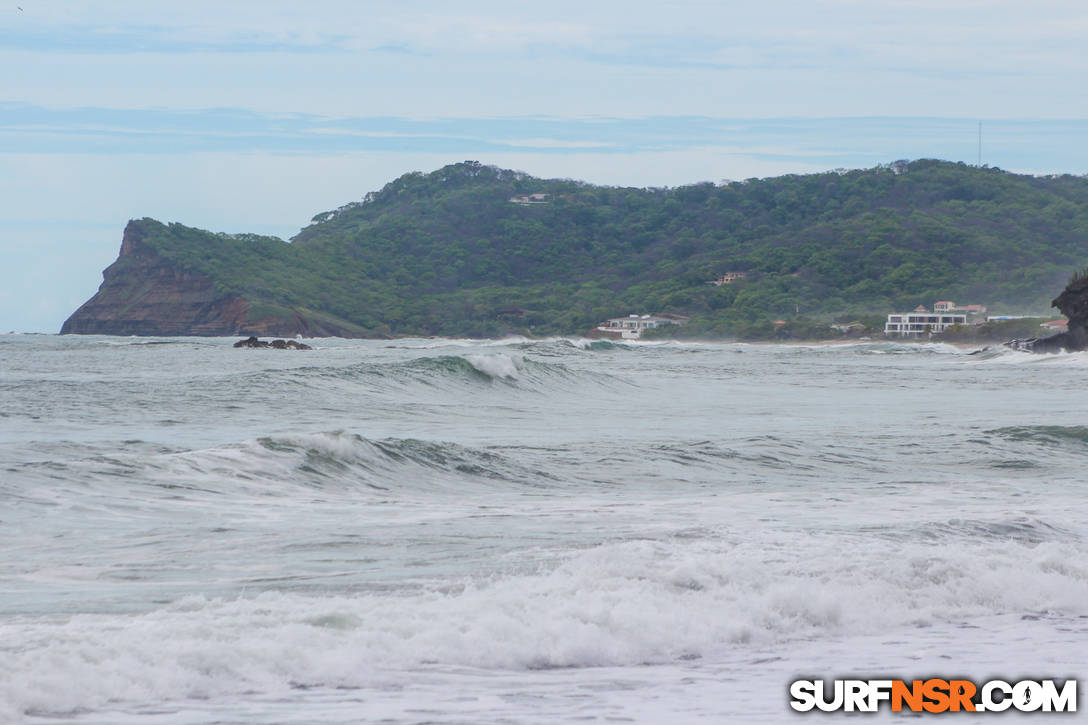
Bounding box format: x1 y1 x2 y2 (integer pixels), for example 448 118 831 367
1 335 1085 723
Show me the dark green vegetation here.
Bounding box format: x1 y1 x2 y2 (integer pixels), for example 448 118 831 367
126 159 1088 338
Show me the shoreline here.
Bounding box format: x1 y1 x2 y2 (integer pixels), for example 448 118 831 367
31 331 994 351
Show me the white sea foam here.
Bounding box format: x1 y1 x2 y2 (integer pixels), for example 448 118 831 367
856 341 963 355
1002 349 1088 366
5 335 1088 723
3 533 1085 719
462 352 523 380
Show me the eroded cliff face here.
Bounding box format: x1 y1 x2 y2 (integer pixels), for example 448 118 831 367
1042 276 1088 351
1007 275 1088 352
61 223 247 335
1052 277 1088 330
61 221 363 337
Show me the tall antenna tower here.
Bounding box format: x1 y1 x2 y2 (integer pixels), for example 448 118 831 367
977 121 982 166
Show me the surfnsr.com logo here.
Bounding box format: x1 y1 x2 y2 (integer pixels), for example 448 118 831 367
789 678 1077 713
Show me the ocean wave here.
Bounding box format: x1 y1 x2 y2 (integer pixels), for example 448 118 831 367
521 337 633 353
987 425 1088 447
84 337 222 348
963 346 1088 365
234 352 608 394
575 338 629 352
847 341 962 355
392 352 605 388
3 535 1085 719
378 336 535 350
75 432 560 502
520 337 728 354
5 433 563 515
636 438 888 480
644 439 817 473
742 341 962 356
858 516 1077 545
377 336 636 356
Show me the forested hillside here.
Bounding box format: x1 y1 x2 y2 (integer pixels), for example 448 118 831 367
68 160 1088 338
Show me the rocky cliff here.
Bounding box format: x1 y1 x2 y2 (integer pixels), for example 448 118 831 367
60 221 364 337
59 162 1088 339
1006 274 1088 352
1037 275 1088 351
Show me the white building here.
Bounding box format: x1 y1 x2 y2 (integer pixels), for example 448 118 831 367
711 272 747 285
935 300 987 315
596 314 686 339
509 193 551 204
884 311 967 337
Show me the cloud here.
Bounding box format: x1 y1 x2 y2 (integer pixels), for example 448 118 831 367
6 0 1085 77
4 1 1088 120
497 139 616 150
3 104 1087 174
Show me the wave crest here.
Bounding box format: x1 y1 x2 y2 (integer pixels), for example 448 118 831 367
4 535 1086 718
988 425 1088 446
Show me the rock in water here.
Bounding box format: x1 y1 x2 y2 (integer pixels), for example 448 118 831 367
233 336 311 350
234 336 270 348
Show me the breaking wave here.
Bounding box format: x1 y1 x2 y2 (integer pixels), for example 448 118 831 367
845 341 962 355
157 431 553 496
233 352 613 394
3 533 1085 719
964 346 1088 366
7 432 560 512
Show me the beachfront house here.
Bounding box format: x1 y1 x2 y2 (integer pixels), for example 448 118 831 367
884 309 968 337
595 314 687 340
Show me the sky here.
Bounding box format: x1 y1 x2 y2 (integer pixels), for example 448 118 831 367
3 0 1088 332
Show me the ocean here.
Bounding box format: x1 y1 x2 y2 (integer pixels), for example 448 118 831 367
1 335 1085 723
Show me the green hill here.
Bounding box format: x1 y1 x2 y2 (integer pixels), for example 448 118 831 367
63 159 1088 338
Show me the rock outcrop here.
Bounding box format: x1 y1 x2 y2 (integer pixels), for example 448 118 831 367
233 336 312 349
1005 274 1088 352
61 220 363 337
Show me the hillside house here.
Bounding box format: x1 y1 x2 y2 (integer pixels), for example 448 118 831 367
509 193 551 204
711 272 747 285
934 301 987 316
